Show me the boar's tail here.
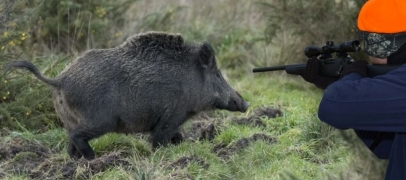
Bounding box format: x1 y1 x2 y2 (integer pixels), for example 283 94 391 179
6 60 60 87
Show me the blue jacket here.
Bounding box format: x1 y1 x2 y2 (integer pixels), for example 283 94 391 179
319 64 406 133
318 64 406 179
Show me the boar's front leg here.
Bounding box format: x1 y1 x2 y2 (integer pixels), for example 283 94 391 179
170 131 184 144
151 112 187 149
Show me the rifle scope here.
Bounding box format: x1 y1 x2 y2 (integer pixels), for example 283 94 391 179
304 40 361 58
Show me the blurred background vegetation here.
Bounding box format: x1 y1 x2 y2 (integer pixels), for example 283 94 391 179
0 0 388 179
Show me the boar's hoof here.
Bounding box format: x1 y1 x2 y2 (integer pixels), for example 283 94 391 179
152 132 183 150
170 132 184 145
82 149 96 160
70 134 96 160
68 141 83 160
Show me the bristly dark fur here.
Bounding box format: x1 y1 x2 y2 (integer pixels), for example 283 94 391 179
119 31 185 50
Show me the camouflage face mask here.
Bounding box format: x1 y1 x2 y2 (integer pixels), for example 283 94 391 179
358 31 406 58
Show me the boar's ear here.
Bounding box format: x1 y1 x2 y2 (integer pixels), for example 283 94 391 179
198 43 216 69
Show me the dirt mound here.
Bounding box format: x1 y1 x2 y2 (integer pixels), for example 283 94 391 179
254 107 283 118
0 137 51 178
0 136 131 179
165 155 209 179
233 116 266 127
180 119 222 142
213 133 278 160
233 107 283 127
0 137 51 161
167 155 210 170
181 107 283 143
58 152 131 179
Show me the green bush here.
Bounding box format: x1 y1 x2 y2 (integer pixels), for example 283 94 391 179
259 0 368 65
0 0 136 131
27 0 137 52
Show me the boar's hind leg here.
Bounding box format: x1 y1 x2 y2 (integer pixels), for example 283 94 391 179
152 113 187 149
68 139 82 159
69 126 112 160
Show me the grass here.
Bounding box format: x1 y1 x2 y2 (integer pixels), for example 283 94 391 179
1 72 382 179
0 0 387 179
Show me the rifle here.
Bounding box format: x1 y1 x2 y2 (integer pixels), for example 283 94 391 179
252 40 400 78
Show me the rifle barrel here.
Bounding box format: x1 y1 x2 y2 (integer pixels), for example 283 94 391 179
252 64 306 73
252 65 286 73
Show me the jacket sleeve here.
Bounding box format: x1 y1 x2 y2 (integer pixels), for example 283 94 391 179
318 64 406 132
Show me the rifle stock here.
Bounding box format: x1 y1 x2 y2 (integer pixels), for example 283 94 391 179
367 65 400 77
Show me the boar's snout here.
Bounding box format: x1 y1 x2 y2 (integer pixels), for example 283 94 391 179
225 91 250 112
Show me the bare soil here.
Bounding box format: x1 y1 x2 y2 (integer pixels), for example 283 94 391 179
167 155 210 170
233 107 283 127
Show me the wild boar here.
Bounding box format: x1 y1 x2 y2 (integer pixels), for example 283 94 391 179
7 31 250 160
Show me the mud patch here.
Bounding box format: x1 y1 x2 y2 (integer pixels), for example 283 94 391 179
180 107 282 143
213 133 278 160
254 107 283 118
167 155 209 170
0 137 51 161
199 123 218 141
0 136 51 178
180 120 222 142
233 116 266 127
233 107 283 127
0 136 132 179
58 152 132 179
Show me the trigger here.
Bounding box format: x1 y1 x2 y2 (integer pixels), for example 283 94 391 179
336 65 343 76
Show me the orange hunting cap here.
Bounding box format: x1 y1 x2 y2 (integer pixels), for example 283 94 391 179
358 0 406 34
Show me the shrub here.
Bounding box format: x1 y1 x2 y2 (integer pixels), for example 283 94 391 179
27 0 137 53
258 0 368 65
0 0 136 131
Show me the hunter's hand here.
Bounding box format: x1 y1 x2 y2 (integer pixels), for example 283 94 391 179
298 57 339 90
339 60 368 78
